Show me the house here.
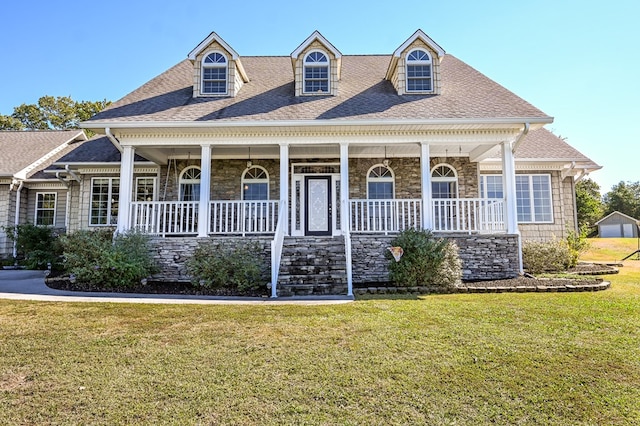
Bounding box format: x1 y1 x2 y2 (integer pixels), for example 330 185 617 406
596 211 640 238
0 130 87 257
39 30 599 296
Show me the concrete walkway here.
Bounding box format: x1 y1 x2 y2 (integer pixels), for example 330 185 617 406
0 270 354 305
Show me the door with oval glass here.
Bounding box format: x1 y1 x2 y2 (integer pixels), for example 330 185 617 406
305 176 332 236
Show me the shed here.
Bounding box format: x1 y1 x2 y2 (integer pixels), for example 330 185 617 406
595 211 640 238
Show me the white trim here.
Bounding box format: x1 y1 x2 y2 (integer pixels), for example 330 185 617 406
392 29 445 59
188 32 240 61
241 165 270 200
302 49 331 95
200 50 229 96
431 163 459 198
179 165 202 201
35 192 57 226
135 176 157 202
290 30 342 59
406 48 434 94
595 211 640 225
366 164 395 199
89 176 120 227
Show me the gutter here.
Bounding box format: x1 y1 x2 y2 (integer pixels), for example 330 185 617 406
105 127 123 153
511 122 530 153
65 165 81 183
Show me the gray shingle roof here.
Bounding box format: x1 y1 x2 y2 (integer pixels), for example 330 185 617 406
0 130 86 177
51 135 149 164
87 55 550 124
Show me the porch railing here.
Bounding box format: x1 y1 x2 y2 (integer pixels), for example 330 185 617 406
270 200 287 297
350 199 422 233
432 198 505 233
209 200 279 235
131 201 199 236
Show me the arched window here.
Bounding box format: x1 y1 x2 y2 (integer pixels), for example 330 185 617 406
431 164 458 198
202 52 227 94
242 166 269 200
367 164 395 199
406 49 432 92
180 166 201 201
304 51 329 94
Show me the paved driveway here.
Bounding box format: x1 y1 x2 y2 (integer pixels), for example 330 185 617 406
0 270 353 305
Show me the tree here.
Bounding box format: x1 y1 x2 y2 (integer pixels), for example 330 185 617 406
1 96 111 131
603 181 640 219
575 178 603 233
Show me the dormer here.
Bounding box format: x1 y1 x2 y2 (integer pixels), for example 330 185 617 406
187 32 249 98
290 31 342 96
385 29 445 95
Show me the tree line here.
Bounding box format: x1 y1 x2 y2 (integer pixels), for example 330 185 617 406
0 96 110 131
576 178 640 233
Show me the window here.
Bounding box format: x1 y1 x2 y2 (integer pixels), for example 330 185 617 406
90 178 119 226
202 52 227 94
242 166 269 200
480 174 553 223
431 164 458 198
136 177 156 202
406 49 432 92
35 193 56 226
304 51 329 94
367 165 394 199
180 166 201 201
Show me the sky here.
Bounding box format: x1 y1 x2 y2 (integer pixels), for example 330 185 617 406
0 0 638 194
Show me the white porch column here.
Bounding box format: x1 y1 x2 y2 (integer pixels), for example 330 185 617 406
340 142 353 296
501 141 519 235
420 142 432 229
198 144 212 237
340 143 350 233
279 143 289 235
116 145 135 233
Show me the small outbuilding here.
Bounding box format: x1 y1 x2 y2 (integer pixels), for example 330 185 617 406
596 211 640 238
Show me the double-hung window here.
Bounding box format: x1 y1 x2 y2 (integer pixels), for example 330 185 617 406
242 166 269 200
90 178 119 225
406 49 432 92
35 192 56 226
304 51 329 94
202 52 227 94
480 174 553 223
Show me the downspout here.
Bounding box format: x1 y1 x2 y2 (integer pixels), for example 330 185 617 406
12 180 24 259
512 123 530 275
64 165 81 183
105 127 123 153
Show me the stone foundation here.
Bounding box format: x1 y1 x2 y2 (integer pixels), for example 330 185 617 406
149 236 272 282
350 233 520 284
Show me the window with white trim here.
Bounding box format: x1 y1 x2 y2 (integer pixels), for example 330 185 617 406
431 164 458 198
406 49 432 92
304 51 329 94
90 178 119 226
136 177 156 202
180 166 201 201
242 166 269 200
35 192 56 226
201 52 227 94
480 174 553 223
367 165 395 199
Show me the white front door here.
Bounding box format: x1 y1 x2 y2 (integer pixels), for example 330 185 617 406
305 176 332 236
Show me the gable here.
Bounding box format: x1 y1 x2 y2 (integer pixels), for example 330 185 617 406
290 31 342 96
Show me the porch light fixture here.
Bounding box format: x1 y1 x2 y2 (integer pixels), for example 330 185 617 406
246 147 252 169
383 146 390 167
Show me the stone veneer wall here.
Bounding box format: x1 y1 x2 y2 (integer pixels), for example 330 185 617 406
148 236 272 283
351 233 519 284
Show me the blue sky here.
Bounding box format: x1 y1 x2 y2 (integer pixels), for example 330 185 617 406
1 0 637 193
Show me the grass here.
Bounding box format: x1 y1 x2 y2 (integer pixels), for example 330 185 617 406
581 237 640 262
1 239 639 424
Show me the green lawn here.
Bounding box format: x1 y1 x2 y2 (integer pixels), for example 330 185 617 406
1 240 639 425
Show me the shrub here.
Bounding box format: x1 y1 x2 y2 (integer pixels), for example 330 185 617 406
186 242 266 293
387 229 462 288
3 224 63 269
60 229 157 289
522 239 573 274
565 228 590 268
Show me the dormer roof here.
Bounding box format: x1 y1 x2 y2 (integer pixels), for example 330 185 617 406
391 29 445 60
290 30 342 81
188 31 249 88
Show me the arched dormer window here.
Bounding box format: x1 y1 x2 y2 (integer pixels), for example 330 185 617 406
242 166 269 200
406 49 432 92
431 164 458 198
202 52 227 94
180 166 201 201
304 51 329 94
367 164 395 199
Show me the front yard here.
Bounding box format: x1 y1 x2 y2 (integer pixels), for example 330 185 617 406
1 239 639 424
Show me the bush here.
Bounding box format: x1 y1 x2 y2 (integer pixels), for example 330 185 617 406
3 224 63 269
186 242 266 293
60 229 157 289
522 239 573 274
566 228 590 268
387 229 461 288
